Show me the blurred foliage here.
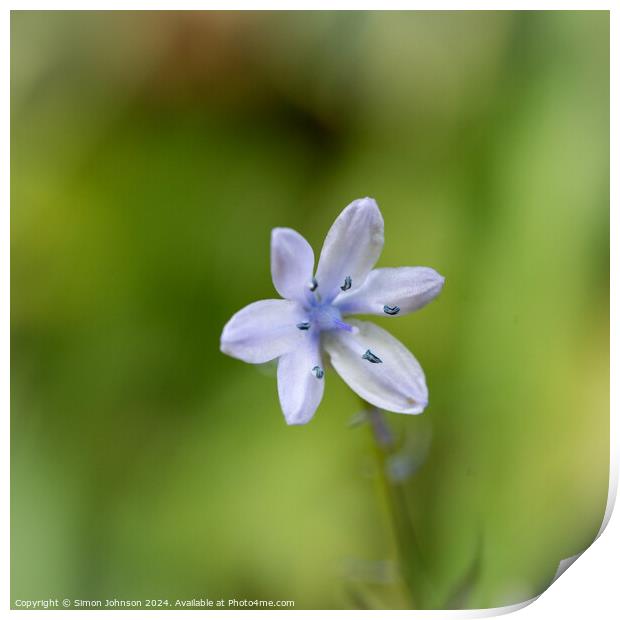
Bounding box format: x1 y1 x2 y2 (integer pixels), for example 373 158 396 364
11 11 609 609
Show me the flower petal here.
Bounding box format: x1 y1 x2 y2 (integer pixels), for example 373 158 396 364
335 267 445 317
277 334 325 425
323 319 428 414
271 227 315 302
220 299 307 364
315 198 384 302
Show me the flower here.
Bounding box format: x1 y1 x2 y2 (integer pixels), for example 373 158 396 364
220 198 445 425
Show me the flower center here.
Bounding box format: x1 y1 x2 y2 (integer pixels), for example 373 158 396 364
296 292 354 333
310 302 354 332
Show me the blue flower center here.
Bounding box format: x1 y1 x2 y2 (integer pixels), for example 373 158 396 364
310 303 348 332
295 276 384 371
299 293 354 333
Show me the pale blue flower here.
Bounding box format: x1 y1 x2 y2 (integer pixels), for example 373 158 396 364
220 198 445 425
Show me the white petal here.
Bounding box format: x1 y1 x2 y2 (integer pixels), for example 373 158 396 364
277 335 325 425
323 319 428 414
220 299 307 364
315 198 384 302
335 267 445 317
271 228 315 302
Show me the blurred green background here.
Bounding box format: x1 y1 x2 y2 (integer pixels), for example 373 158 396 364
11 11 609 610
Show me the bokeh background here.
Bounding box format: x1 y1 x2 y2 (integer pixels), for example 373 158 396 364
11 11 609 610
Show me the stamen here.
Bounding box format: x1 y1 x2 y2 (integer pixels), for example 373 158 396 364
383 305 400 315
312 365 324 379
362 349 382 364
309 278 318 292
296 322 311 330
333 319 355 333
340 276 352 291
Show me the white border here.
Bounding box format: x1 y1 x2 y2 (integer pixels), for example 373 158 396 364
3 3 615 617
1 2 616 8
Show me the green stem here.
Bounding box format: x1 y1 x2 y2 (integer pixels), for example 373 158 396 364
365 403 433 609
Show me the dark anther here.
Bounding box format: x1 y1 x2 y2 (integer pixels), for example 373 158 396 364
340 276 352 291
362 349 383 364
383 305 400 315
296 322 311 330
309 278 318 292
312 365 324 379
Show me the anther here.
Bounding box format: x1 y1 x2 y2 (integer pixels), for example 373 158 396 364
362 349 382 364
309 278 318 292
383 305 400 315
312 365 324 379
296 322 311 330
340 276 352 291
